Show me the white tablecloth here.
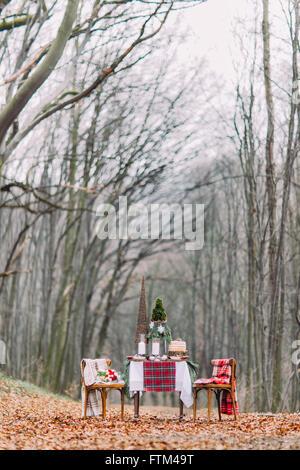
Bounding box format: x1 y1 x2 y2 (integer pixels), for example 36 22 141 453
129 361 193 408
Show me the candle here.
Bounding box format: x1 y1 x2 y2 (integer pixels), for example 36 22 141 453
152 341 160 356
138 342 146 355
138 334 146 355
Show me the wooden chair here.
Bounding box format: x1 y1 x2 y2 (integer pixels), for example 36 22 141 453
193 358 237 422
81 360 125 420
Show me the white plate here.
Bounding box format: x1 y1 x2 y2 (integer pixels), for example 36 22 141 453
169 356 188 361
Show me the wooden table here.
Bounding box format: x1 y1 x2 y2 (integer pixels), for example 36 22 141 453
129 359 192 421
133 390 184 421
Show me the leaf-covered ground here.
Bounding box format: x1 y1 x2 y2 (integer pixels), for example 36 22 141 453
0 375 299 450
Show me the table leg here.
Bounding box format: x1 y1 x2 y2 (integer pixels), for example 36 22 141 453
179 395 184 422
134 391 139 418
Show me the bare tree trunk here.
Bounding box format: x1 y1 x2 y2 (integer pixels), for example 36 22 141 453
0 0 79 151
262 0 277 300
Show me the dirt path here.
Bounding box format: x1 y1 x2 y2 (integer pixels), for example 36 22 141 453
0 391 299 450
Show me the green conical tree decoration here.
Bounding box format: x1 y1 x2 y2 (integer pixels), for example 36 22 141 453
151 297 167 321
146 297 172 343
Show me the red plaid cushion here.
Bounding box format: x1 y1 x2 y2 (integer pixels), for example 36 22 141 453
212 359 232 383
194 358 239 415
143 361 176 392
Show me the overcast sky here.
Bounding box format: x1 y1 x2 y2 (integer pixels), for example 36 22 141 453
180 0 246 78
177 0 286 81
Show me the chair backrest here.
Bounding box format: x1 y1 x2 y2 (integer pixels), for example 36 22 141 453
81 358 111 386
210 358 236 385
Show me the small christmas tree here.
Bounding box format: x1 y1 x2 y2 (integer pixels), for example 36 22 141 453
151 298 167 321
146 297 172 344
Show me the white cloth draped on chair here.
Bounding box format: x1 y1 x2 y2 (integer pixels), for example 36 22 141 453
81 358 109 417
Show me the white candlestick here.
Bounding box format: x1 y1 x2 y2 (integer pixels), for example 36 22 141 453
138 342 146 355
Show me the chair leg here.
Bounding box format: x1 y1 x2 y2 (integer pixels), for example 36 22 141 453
231 390 237 420
193 388 197 422
216 391 222 421
83 388 88 419
207 389 212 422
101 389 108 419
120 388 125 421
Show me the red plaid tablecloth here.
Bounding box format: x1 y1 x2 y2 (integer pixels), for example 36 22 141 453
143 361 176 392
